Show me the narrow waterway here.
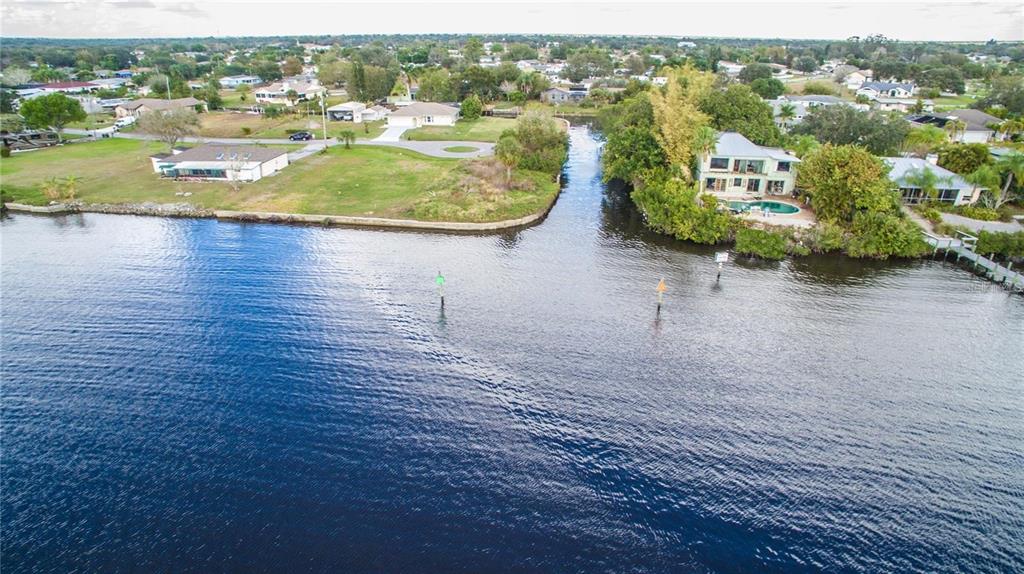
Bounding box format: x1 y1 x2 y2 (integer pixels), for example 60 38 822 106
2 125 1022 573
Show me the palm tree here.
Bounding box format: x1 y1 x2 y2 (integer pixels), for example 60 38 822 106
691 126 720 183
943 118 967 142
902 167 951 203
61 176 81 201
965 165 1002 207
338 129 356 149
495 133 523 184
989 152 1024 209
778 102 796 129
285 89 299 107
903 125 946 157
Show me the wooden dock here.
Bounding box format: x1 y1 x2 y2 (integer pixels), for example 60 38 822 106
923 232 1023 293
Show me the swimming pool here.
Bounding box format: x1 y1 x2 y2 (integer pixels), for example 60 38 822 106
727 200 801 215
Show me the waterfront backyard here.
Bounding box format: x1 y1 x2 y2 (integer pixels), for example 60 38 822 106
0 138 558 222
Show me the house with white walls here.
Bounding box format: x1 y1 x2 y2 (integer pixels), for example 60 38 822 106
697 132 800 196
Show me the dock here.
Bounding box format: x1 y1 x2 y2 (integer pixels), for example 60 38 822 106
923 231 1023 293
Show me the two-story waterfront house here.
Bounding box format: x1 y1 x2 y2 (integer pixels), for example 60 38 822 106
697 132 800 197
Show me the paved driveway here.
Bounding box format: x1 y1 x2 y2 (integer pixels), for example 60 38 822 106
373 126 410 142
356 140 494 158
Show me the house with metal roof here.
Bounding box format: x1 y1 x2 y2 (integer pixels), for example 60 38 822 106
697 132 800 197
386 102 460 128
883 157 981 205
149 145 289 182
768 95 869 128
908 109 1003 143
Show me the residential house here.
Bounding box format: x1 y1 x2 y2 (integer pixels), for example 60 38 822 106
115 97 205 118
842 69 872 90
327 101 367 122
219 75 262 88
149 145 289 182
540 87 574 104
718 61 745 76
386 102 459 128
884 157 981 205
908 109 1003 143
769 95 869 127
361 105 390 122
88 78 128 90
40 81 98 94
697 132 800 196
114 69 134 79
856 81 915 100
254 77 325 107
874 97 933 113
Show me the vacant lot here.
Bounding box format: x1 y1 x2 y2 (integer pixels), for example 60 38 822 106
198 111 386 140
404 117 516 142
1 138 558 222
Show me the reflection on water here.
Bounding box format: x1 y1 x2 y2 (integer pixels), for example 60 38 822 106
2 125 1022 574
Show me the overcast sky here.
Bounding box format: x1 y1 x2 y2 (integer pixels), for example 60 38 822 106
1 0 1022 42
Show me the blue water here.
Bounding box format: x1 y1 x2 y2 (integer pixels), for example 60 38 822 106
3 127 1023 573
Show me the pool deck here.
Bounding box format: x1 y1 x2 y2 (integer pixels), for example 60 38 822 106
713 193 817 229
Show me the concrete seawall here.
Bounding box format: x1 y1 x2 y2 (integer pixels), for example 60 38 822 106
3 189 560 232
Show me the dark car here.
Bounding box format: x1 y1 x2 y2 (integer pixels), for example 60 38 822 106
289 132 314 141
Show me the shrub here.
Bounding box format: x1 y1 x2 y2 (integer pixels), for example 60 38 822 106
263 105 283 119
957 205 1000 221
735 227 788 260
918 207 943 224
801 221 847 253
802 81 837 96
0 147 10 158
976 230 1024 259
241 127 252 136
460 94 483 120
845 212 929 259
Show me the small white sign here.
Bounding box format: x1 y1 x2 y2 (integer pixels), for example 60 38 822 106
715 252 729 263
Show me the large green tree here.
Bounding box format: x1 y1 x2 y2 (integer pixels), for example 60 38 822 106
19 93 86 142
796 144 899 223
937 143 992 175
699 84 782 146
791 106 909 155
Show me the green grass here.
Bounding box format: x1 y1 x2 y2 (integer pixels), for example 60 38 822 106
0 138 557 222
404 117 515 142
442 145 479 153
932 94 978 111
198 111 387 140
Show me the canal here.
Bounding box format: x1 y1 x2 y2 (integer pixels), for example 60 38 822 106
2 125 1022 572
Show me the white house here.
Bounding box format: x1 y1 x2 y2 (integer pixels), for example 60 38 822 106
327 101 367 122
874 97 933 113
254 77 325 107
718 61 745 76
857 81 915 100
769 95 869 127
697 132 800 196
149 145 289 182
219 75 262 88
908 109 1003 143
884 157 981 205
361 105 390 122
115 97 205 118
386 102 459 128
843 70 872 90
40 81 98 94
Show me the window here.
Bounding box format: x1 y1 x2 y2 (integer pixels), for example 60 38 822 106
705 178 725 192
425 115 434 123
777 161 790 172
767 180 785 194
733 178 743 187
747 179 761 192
938 189 959 202
733 159 765 174
709 157 729 170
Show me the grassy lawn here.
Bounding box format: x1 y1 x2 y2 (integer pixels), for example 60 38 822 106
198 111 387 140
0 138 558 222
932 94 978 111
404 117 515 142
535 102 605 117
443 145 479 153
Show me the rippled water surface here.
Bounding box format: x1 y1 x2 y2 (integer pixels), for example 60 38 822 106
3 126 1023 573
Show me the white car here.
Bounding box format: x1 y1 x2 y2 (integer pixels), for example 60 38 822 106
114 116 136 128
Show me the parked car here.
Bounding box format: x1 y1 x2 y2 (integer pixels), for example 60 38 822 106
289 131 314 141
114 116 136 128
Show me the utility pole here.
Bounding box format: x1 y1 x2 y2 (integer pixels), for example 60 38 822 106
320 94 327 143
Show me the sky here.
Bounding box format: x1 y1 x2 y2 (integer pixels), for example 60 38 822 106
1 0 1022 42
